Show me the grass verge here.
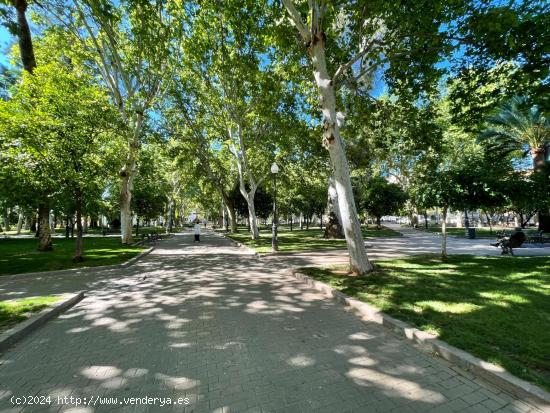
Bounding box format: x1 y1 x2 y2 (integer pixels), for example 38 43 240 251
226 226 401 253
299 255 550 391
0 237 145 277
0 296 62 332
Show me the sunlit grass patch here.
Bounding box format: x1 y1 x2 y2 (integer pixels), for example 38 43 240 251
0 237 144 276
226 225 401 253
0 296 62 331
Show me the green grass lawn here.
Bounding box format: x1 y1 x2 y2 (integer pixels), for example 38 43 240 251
0 296 62 332
0 237 145 277
300 255 550 391
1 226 166 236
226 225 401 253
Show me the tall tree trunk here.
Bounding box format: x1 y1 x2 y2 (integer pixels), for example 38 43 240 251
484 211 493 234
13 0 36 74
83 215 88 233
441 206 448 260
532 147 550 231
37 204 52 251
245 193 259 239
73 189 84 262
226 203 237 233
290 214 293 231
16 210 24 234
231 122 260 240
309 32 372 274
120 169 134 244
326 175 344 237
376 216 381 229
3 209 10 232
531 147 546 171
120 112 143 244
222 202 228 231
167 199 174 233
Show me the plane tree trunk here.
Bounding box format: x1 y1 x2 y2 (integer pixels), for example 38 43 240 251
324 175 344 239
441 206 448 260
231 122 260 240
282 0 372 274
308 29 372 273
120 112 143 244
37 204 52 251
73 188 84 262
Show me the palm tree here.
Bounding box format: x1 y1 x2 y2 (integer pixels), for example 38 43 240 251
480 96 549 172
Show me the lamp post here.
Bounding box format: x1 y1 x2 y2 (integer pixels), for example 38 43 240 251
271 162 279 252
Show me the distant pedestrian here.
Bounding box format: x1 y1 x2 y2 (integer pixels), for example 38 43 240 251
193 220 201 242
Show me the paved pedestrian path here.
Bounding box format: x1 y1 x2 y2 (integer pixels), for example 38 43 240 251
261 223 550 269
0 234 545 412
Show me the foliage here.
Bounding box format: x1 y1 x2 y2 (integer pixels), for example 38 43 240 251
132 144 170 222
0 61 121 215
356 176 407 225
479 96 550 166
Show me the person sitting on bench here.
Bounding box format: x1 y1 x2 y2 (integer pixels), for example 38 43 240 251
491 230 526 255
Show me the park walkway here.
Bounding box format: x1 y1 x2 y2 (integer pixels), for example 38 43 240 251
262 223 550 269
0 233 544 412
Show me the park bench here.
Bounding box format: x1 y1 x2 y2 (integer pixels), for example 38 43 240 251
139 232 170 243
526 230 545 244
491 231 526 255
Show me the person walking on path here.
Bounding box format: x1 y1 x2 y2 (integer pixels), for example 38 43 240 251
193 220 201 242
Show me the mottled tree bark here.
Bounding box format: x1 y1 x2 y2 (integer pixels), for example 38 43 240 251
73 189 84 262
441 206 448 260
37 204 52 251
282 0 372 273
16 210 24 234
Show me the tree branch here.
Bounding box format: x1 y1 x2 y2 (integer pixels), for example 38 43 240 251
333 39 384 82
281 0 311 43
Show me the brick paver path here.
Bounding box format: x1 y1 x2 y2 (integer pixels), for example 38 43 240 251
0 233 544 413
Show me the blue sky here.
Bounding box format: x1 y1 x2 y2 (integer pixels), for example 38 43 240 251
0 26 13 67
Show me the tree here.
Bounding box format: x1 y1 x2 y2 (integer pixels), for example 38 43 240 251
0 61 120 259
132 146 170 234
175 0 300 240
503 171 550 228
1 0 58 251
480 96 549 172
450 1 549 114
480 96 550 230
41 0 185 244
357 177 407 228
279 0 461 273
